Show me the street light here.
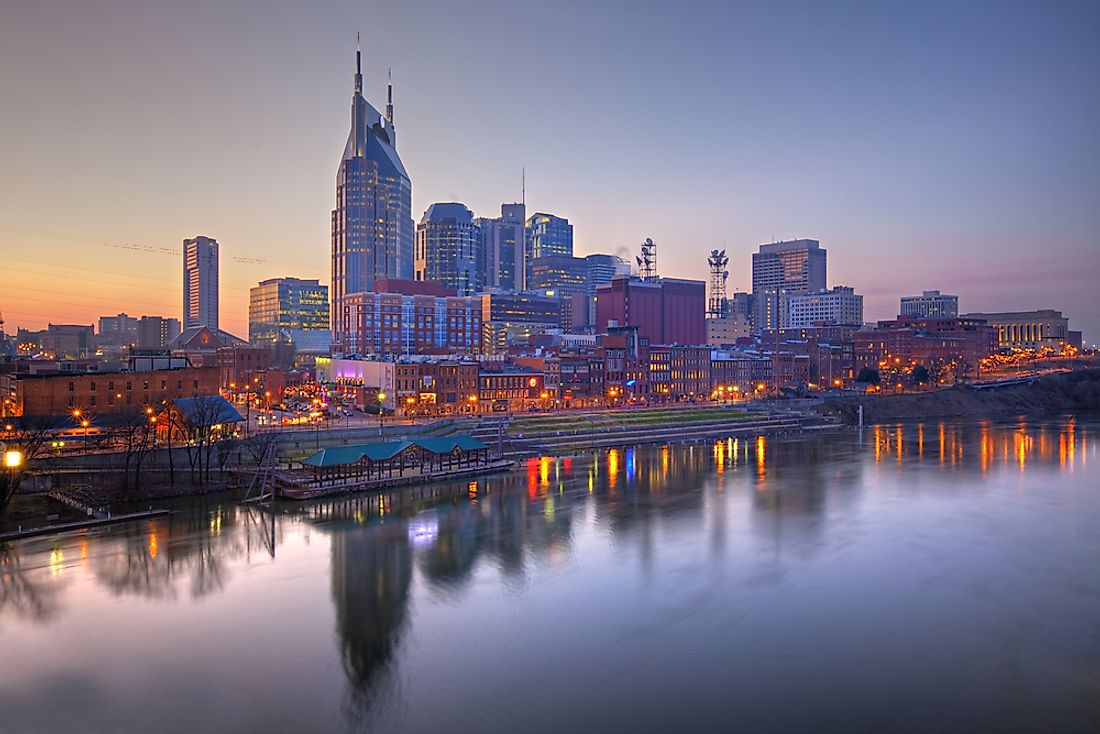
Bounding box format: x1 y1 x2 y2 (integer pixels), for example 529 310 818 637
81 419 90 455
378 392 386 435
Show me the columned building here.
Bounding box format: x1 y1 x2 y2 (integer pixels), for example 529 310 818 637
751 239 826 332
331 43 413 346
961 310 1080 350
183 235 219 330
415 203 481 295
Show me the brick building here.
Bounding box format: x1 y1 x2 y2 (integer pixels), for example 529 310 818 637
11 366 220 417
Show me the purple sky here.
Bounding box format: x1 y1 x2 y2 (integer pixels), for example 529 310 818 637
1 0 1097 341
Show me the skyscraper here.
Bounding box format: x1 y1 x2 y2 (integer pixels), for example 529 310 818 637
331 40 413 346
415 203 481 296
183 235 219 329
525 213 573 283
249 277 330 344
477 203 526 291
751 239 827 332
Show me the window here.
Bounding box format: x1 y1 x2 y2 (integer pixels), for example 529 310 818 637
90 381 96 391
68 381 75 392
90 395 96 407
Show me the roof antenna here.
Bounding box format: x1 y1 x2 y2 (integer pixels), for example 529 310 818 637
522 167 526 207
386 67 394 123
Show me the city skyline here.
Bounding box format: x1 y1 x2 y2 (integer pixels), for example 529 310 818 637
1 1 1097 342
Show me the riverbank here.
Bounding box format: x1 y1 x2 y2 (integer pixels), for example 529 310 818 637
818 368 1100 425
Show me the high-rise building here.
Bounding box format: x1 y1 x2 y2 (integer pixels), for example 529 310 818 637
415 203 481 295
583 254 630 328
788 286 863 327
97 313 139 346
477 203 526 291
331 42 413 346
901 290 959 318
525 213 573 282
183 235 219 330
249 277 330 345
751 239 827 332
137 316 182 349
595 277 706 345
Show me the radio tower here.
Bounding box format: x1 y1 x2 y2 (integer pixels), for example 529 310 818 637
635 238 657 281
707 249 729 318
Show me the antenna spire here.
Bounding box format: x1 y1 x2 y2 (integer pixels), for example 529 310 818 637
522 167 526 207
354 33 363 95
386 67 394 123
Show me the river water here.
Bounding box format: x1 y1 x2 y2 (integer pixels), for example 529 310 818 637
1 418 1097 733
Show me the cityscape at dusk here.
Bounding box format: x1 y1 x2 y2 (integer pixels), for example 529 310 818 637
1 2 1098 733
1 1 1097 341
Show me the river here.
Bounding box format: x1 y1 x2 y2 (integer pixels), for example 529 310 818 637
1 418 1097 733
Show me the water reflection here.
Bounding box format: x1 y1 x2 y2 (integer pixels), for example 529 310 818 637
0 417 1095 732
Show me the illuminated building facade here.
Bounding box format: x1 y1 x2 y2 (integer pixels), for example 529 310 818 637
788 286 863 327
901 290 959 318
751 239 827 332
338 289 481 358
477 203 526 291
960 310 1080 350
331 44 413 345
525 212 573 283
183 235 219 330
415 203 481 296
248 278 329 345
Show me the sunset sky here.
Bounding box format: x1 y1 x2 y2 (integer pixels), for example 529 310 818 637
1 0 1097 341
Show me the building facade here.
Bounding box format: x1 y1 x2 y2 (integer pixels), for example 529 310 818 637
477 203 526 291
183 235 219 330
12 365 220 416
595 276 706 345
525 213 573 282
788 286 864 327
960 310 1079 350
414 203 481 296
248 277 329 345
751 239 827 332
901 290 959 318
338 289 481 358
137 316 182 349
331 45 413 346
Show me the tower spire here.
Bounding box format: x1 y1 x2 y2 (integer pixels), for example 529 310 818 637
386 67 394 124
354 33 362 95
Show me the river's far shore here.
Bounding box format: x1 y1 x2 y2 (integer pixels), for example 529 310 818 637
818 368 1100 425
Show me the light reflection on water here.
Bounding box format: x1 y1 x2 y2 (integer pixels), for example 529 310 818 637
1 417 1097 733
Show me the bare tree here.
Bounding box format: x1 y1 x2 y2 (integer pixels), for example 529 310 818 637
1 415 65 516
111 411 157 499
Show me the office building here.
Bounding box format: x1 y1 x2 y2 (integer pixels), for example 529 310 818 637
525 213 573 282
961 310 1081 350
337 280 481 358
249 277 330 345
751 239 827 332
183 235 219 330
901 290 959 318
97 314 139 347
528 255 589 327
137 316 182 349
477 203 526 291
583 254 630 327
414 203 481 295
331 44 413 345
595 276 706 345
854 316 997 372
788 286 864 327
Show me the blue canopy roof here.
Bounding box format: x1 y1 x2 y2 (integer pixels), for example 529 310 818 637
302 435 488 468
171 396 245 425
